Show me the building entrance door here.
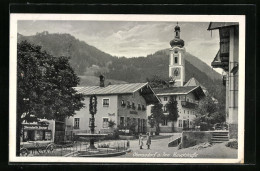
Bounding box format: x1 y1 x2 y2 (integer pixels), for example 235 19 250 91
183 120 189 129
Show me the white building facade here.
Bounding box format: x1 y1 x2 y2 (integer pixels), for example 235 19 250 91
65 80 159 139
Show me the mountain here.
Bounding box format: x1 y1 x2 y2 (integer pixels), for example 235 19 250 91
18 32 224 99
18 31 116 75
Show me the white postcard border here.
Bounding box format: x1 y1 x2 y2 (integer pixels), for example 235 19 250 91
9 14 245 163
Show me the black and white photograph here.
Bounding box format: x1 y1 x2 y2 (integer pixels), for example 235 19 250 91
9 14 245 163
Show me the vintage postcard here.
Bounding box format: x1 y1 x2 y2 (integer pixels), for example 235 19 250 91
9 14 245 163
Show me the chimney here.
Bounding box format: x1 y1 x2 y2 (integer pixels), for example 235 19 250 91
99 75 105 87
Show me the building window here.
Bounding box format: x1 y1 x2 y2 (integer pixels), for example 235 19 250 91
179 96 181 100
121 100 126 107
175 56 178 64
103 99 109 107
163 106 167 112
138 104 141 110
188 111 189 114
127 101 131 108
184 110 185 114
178 119 182 127
120 117 125 126
142 105 146 111
187 98 189 102
74 118 80 129
103 118 109 128
132 102 136 110
162 118 168 126
164 97 168 101
127 117 130 126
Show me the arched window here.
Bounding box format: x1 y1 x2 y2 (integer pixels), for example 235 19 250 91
175 56 178 64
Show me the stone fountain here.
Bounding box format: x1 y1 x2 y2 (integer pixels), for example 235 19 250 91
72 93 129 157
75 95 107 150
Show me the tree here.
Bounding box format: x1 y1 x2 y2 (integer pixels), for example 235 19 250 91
166 96 179 131
148 103 164 135
17 41 84 156
147 75 176 88
108 120 116 129
194 95 225 130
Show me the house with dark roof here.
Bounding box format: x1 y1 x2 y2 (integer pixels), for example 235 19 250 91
147 85 205 133
65 76 160 136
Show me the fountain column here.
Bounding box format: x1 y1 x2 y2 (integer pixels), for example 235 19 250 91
89 95 97 149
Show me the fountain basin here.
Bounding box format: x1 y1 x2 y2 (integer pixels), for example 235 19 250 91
75 133 107 141
77 148 130 157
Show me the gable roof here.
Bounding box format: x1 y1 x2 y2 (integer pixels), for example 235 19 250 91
184 77 206 90
74 82 160 105
75 83 148 95
153 86 205 100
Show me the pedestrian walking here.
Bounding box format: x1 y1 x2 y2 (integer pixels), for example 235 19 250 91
139 134 143 149
146 132 151 149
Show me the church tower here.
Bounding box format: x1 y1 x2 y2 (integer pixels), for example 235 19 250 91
169 23 186 87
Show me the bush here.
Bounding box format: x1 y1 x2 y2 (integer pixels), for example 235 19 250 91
199 122 213 131
225 140 238 149
103 131 119 140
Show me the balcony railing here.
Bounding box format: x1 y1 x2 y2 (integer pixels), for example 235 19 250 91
181 101 198 109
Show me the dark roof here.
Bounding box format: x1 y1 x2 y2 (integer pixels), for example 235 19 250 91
211 49 229 71
208 22 239 30
153 86 205 100
74 83 160 105
154 86 197 95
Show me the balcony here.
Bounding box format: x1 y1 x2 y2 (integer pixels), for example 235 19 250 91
181 101 198 109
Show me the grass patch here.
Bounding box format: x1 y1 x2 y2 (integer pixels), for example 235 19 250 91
225 140 238 149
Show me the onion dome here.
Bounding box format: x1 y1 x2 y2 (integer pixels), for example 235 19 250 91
170 38 184 48
170 23 185 48
174 25 180 31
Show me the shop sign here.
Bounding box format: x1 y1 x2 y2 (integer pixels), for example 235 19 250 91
23 125 48 130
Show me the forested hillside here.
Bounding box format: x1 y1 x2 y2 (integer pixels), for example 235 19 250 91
18 32 225 101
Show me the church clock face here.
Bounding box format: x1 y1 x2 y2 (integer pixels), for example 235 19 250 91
172 68 181 79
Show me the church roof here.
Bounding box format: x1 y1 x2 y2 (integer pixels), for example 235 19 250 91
74 83 160 105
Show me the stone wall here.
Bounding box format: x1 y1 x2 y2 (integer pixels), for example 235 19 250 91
159 126 172 133
179 131 212 149
160 126 183 133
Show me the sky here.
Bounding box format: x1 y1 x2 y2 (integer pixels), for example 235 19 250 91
18 20 222 73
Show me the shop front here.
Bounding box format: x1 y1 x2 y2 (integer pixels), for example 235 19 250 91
22 121 52 142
